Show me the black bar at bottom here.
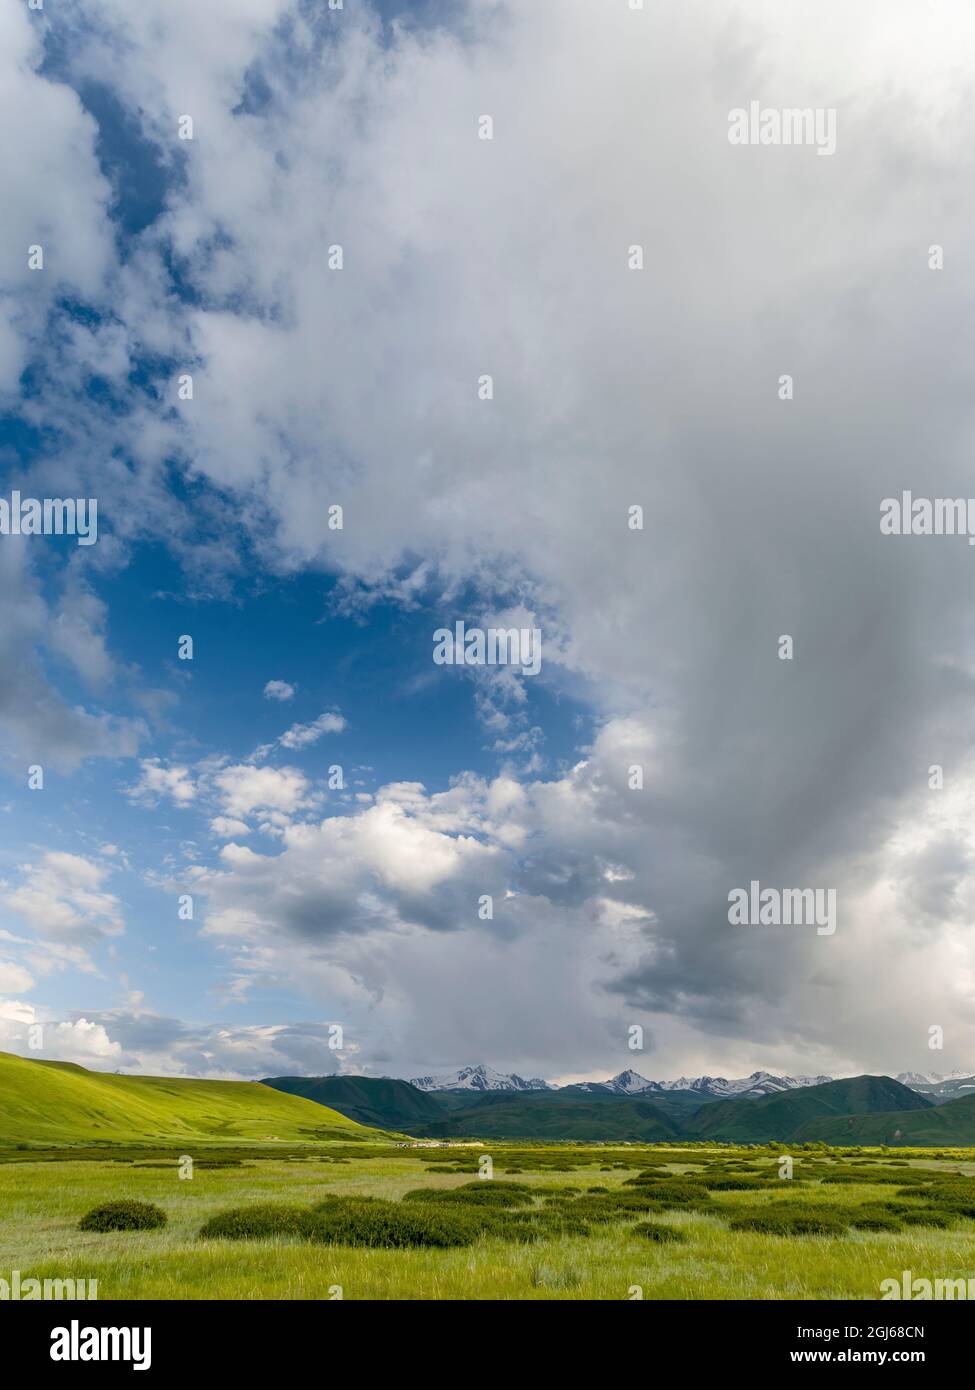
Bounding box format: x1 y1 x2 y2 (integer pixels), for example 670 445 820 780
8 1298 966 1373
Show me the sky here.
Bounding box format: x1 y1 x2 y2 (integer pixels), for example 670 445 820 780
2 0 975 1085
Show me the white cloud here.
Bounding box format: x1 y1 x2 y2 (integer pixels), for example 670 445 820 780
0 1008 351 1080
210 815 251 839
263 680 295 702
5 0 975 1077
279 710 346 748
128 758 196 806
0 960 34 994
7 851 125 945
212 763 312 820
0 2 113 392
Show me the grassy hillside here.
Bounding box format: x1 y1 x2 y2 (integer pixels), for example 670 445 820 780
559 1086 714 1117
684 1076 931 1143
0 1052 392 1147
414 1090 680 1141
797 1094 975 1145
262 1075 446 1132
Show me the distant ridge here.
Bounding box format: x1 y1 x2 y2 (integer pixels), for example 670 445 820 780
569 1068 833 1099
262 1071 975 1145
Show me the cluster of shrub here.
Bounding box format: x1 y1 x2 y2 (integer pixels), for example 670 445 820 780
75 1157 973 1247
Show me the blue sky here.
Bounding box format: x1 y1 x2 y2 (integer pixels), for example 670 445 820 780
2 0 975 1085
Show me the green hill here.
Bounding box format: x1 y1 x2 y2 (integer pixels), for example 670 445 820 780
796 1093 975 1145
0 1051 391 1147
412 1090 681 1141
262 1074 446 1132
684 1076 931 1143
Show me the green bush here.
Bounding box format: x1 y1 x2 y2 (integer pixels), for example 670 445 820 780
199 1203 320 1240
79 1200 167 1233
632 1221 688 1243
849 1213 902 1231
900 1210 953 1228
699 1176 767 1191
619 1181 711 1209
728 1208 847 1236
313 1198 482 1248
401 1181 533 1208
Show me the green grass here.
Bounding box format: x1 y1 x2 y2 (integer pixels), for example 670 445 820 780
2 1141 975 1299
0 1051 392 1146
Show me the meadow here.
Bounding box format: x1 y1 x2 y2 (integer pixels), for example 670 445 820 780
2 1142 975 1300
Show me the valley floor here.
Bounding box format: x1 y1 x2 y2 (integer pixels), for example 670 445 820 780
1 1144 974 1300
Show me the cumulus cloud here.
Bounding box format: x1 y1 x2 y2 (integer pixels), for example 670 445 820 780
0 1001 122 1064
0 1006 351 1080
0 1 113 391
278 710 346 749
210 815 251 839
5 0 975 1078
263 680 295 702
6 852 125 948
212 763 313 820
128 758 196 806
0 960 35 994
0 545 145 773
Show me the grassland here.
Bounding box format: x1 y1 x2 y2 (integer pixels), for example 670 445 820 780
2 1142 975 1300
0 1052 387 1145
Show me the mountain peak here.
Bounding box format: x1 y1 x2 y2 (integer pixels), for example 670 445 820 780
409 1064 554 1093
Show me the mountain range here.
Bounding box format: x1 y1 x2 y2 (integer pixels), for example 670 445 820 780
4 1049 973 1151
263 1066 975 1145
408 1064 836 1099
567 1068 833 1099
405 1063 975 1103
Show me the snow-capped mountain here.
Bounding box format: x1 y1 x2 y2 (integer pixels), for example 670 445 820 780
409 1064 554 1093
664 1071 833 1098
572 1068 831 1098
404 1063 975 1100
572 1069 658 1095
897 1071 975 1101
897 1070 973 1085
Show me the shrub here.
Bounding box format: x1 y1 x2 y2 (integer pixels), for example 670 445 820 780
699 1176 767 1191
900 1210 953 1228
80 1200 167 1233
313 1198 482 1248
728 1208 847 1236
530 1263 583 1289
199 1203 319 1240
401 1181 533 1208
632 1221 688 1243
849 1213 902 1231
619 1181 711 1207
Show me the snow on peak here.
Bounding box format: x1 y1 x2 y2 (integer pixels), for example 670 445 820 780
409 1064 553 1093
407 1063 837 1098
